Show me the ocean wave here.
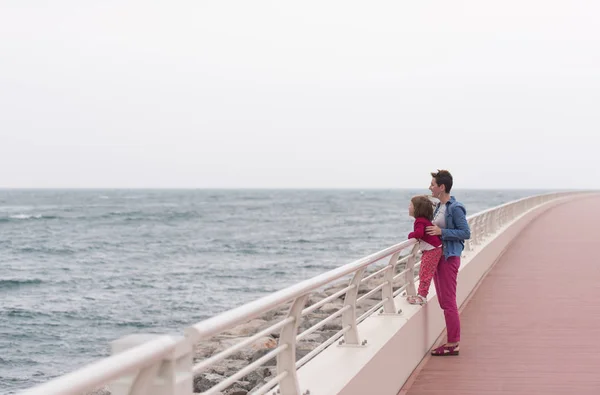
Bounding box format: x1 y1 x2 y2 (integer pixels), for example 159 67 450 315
166 211 201 220
115 320 153 328
103 210 201 221
294 238 311 243
0 279 43 290
4 214 58 221
2 308 51 319
18 246 75 255
106 210 143 217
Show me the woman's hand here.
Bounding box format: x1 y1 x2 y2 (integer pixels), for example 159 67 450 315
426 225 442 236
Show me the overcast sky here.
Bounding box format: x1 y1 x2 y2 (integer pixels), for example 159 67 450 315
0 1 598 189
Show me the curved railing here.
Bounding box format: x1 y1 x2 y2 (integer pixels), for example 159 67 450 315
18 192 584 395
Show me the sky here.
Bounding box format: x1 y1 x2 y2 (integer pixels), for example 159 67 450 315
0 1 598 189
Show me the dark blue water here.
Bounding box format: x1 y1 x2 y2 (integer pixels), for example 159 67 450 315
0 189 544 393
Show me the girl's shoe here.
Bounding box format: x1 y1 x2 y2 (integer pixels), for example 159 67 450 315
407 294 427 305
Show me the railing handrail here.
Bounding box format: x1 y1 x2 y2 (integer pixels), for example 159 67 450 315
18 336 178 395
185 237 418 342
464 191 573 220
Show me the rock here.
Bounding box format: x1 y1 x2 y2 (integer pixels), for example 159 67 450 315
194 341 218 359
320 303 342 313
260 309 281 322
223 319 268 337
209 365 228 376
250 349 276 366
247 369 278 393
208 359 247 376
257 304 290 325
319 330 340 342
234 381 252 390
322 322 342 331
213 337 253 360
297 332 322 342
299 318 318 332
242 367 272 389
214 338 246 360
307 292 328 305
194 373 225 392
251 336 277 350
357 286 369 295
222 336 277 361
84 386 111 395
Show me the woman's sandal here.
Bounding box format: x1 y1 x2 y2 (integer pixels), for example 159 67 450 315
407 294 427 305
431 344 460 356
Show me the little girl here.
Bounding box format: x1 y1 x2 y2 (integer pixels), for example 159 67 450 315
406 195 442 305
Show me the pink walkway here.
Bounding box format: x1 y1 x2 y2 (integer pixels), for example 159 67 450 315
401 196 600 395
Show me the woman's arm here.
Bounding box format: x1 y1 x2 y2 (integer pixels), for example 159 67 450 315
441 206 471 241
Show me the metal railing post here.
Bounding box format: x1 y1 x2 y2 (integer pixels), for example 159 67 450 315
342 268 365 345
382 252 400 314
404 245 420 297
276 295 308 395
490 208 498 235
109 334 193 395
482 212 491 239
473 216 481 246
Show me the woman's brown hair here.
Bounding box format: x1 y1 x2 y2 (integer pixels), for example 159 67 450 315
411 195 434 220
430 169 453 193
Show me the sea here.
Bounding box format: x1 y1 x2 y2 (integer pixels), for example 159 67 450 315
0 188 546 394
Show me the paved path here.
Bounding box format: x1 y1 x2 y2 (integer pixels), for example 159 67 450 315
402 196 600 395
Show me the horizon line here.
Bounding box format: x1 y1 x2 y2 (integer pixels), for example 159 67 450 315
0 186 590 191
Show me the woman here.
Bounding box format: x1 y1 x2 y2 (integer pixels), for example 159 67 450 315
425 169 470 356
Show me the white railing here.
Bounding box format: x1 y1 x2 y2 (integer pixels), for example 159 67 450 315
18 335 187 395
18 192 586 395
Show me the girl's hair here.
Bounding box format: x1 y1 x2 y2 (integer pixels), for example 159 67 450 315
411 195 434 220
